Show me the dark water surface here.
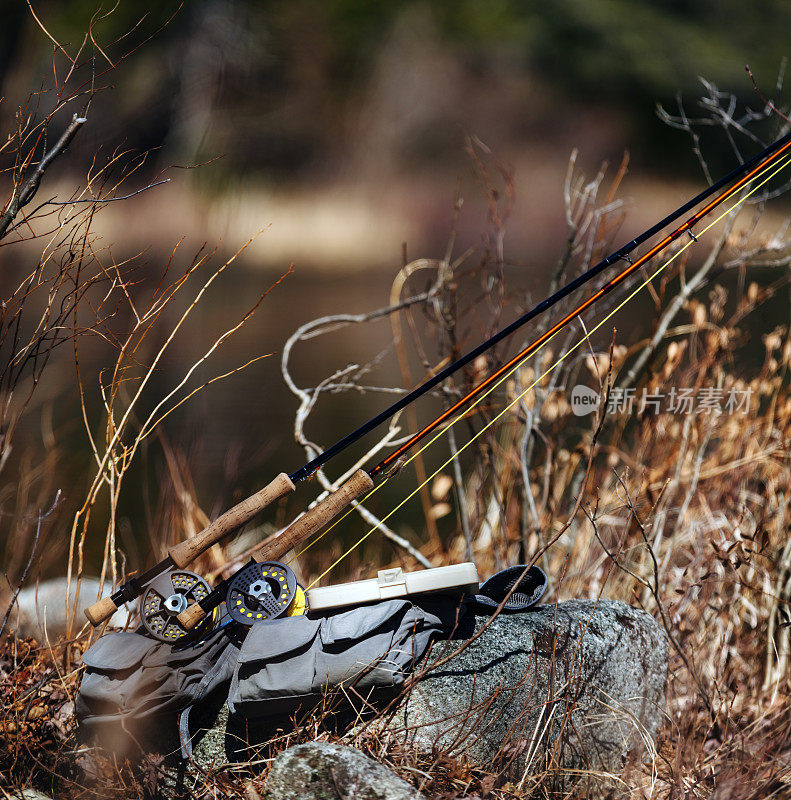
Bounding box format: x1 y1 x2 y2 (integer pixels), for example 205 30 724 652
6 242 789 580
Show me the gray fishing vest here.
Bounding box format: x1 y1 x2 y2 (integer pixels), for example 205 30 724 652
76 623 241 757
77 566 546 758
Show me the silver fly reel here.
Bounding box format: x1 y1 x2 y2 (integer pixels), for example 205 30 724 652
140 570 215 642
225 561 300 626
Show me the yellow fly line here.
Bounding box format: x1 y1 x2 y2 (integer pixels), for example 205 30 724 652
292 152 791 588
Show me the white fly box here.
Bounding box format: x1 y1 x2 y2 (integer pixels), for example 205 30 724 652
305 562 479 612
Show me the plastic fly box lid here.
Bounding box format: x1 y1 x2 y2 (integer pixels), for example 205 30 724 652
305 562 479 612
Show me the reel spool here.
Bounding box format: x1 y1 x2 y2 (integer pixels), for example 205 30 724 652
140 570 215 642
226 561 302 626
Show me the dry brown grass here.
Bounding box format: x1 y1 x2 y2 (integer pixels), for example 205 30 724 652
1 11 791 800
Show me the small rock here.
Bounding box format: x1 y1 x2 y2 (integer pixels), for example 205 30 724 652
20 790 54 800
264 742 425 800
159 701 230 797
383 599 668 793
10 578 130 638
191 702 230 770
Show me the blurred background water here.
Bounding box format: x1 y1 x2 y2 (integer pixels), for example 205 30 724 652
1 0 789 576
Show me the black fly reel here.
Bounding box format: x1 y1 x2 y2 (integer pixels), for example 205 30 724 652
226 560 301 626
140 570 216 642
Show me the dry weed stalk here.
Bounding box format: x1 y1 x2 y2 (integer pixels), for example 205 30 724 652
0 9 185 624
0 9 289 796
0 11 289 644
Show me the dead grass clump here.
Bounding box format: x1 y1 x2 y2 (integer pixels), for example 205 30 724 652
0 637 83 796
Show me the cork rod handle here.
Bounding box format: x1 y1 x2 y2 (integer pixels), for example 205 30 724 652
254 469 373 563
168 473 295 567
84 595 119 626
84 473 295 627
178 600 208 631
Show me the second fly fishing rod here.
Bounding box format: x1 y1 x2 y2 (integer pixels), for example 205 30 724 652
173 128 791 632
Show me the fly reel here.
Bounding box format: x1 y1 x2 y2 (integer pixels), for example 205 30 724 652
226 561 304 626
140 570 216 642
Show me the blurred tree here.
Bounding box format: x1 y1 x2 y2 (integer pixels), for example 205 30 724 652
1 0 788 182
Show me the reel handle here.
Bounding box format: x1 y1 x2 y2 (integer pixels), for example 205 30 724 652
168 472 295 567
177 469 374 629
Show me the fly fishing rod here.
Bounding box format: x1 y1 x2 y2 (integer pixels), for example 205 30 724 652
170 128 791 634
85 129 791 629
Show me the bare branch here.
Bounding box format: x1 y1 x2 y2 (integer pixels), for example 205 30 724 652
0 113 86 240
